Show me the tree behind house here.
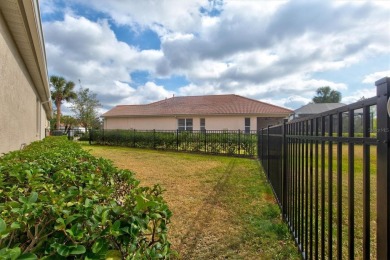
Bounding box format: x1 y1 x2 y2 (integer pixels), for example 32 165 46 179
50 76 77 130
312 86 342 103
71 88 101 132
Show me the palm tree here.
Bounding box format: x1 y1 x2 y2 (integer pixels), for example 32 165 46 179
50 76 77 130
312 86 341 103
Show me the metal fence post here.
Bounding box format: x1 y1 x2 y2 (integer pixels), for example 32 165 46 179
238 129 241 155
133 129 136 147
282 119 287 217
267 125 270 179
176 129 179 151
153 129 156 149
376 77 390 260
258 130 260 160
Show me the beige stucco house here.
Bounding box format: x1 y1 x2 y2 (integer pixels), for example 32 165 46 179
0 0 52 154
102 95 292 132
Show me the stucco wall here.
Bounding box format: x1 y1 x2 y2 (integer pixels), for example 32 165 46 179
201 116 256 131
257 117 286 130
104 117 177 130
104 115 261 131
0 12 47 154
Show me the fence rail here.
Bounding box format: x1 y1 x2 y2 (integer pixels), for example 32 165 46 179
258 77 390 259
88 129 257 157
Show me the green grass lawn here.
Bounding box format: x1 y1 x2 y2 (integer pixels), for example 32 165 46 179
325 144 377 259
82 145 300 259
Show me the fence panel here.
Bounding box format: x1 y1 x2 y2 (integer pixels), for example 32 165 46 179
258 77 390 259
86 129 257 157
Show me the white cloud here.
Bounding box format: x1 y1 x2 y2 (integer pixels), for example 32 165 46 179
120 82 175 105
43 14 166 110
39 0 57 14
262 95 311 110
362 70 390 85
71 0 210 34
342 88 376 104
40 0 390 113
178 83 223 96
177 74 346 110
156 0 389 93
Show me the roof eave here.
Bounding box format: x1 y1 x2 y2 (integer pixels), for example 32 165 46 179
102 112 292 118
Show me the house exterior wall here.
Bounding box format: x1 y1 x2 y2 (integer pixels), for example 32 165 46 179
104 117 178 130
0 11 48 154
197 116 256 131
257 117 286 130
104 115 264 131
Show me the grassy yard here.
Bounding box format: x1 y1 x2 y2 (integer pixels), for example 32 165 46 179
317 144 377 259
281 143 377 259
82 145 300 259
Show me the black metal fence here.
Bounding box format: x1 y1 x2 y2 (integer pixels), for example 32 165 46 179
46 129 87 140
258 77 390 259
89 129 257 157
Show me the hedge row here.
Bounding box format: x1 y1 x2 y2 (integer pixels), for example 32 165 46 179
90 130 257 157
0 137 173 259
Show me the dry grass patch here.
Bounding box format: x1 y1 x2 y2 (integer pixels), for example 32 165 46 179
83 145 300 259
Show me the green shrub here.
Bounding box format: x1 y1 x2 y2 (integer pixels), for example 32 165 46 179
0 137 172 259
90 130 257 157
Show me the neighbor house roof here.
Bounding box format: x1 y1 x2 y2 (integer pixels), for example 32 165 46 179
103 94 292 118
294 103 346 115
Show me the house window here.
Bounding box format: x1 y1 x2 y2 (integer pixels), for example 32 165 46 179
200 118 206 131
245 117 251 133
178 118 193 131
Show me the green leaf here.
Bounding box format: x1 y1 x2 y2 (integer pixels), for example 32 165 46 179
101 209 110 224
17 253 37 260
9 247 21 260
0 218 6 233
135 195 146 210
57 245 71 257
55 218 65 230
0 218 9 239
67 224 83 240
112 220 121 231
84 198 93 207
65 214 81 225
92 238 106 254
18 196 28 204
28 192 38 203
70 245 86 255
66 228 74 237
11 222 21 229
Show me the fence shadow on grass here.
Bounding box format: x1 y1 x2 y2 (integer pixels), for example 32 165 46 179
177 160 237 259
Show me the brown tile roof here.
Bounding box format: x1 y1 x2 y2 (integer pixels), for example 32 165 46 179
102 94 292 117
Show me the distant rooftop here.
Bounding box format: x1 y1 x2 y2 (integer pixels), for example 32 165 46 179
294 103 346 115
102 94 292 117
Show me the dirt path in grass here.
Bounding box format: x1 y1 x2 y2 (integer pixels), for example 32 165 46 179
84 145 299 259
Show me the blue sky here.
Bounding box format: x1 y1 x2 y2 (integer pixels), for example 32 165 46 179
39 0 390 113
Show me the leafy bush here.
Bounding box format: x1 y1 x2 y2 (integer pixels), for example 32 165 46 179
0 137 172 259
